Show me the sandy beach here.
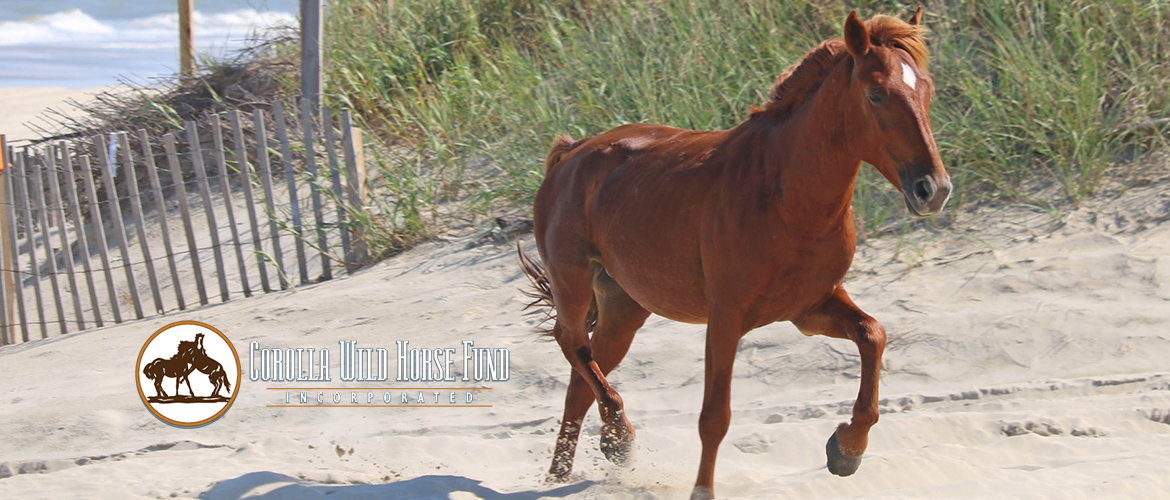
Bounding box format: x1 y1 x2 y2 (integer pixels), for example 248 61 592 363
0 86 111 144
0 149 1168 499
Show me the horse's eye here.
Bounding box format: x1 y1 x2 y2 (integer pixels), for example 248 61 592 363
868 89 886 104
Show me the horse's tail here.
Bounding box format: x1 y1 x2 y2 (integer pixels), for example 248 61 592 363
543 134 579 174
517 242 597 340
143 359 159 378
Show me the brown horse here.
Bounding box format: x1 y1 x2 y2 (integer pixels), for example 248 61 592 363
143 355 194 398
179 333 232 397
520 8 950 499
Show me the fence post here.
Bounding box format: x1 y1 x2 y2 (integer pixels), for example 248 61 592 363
341 111 368 267
178 0 195 80
301 0 323 117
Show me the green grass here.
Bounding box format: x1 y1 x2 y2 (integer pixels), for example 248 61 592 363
320 0 1170 242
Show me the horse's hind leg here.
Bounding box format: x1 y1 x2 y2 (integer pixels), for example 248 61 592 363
793 287 886 477
544 256 641 468
548 268 650 481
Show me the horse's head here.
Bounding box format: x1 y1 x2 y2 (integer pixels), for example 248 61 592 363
843 8 951 217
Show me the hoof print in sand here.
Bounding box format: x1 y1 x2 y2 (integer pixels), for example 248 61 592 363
1001 419 1063 437
1143 409 1170 425
732 433 774 454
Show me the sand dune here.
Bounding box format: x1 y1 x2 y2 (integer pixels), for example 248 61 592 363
1 171 1169 498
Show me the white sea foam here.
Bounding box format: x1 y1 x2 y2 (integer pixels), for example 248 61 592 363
0 8 295 87
0 8 294 48
0 9 113 46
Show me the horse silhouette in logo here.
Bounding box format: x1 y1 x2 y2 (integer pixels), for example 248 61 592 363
142 333 232 403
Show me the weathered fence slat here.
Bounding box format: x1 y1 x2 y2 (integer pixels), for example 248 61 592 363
78 155 122 324
139 130 185 311
11 145 27 242
322 107 351 272
211 115 251 297
163 133 207 306
274 101 309 285
94 135 144 320
341 111 369 266
59 142 103 328
185 122 230 302
117 132 164 314
0 141 7 344
301 98 331 281
31 151 68 334
15 152 48 337
46 147 85 330
230 110 270 293
253 109 288 290
3 141 30 342
0 137 9 343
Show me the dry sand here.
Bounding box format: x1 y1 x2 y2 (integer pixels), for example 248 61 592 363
1 143 1169 497
0 86 111 144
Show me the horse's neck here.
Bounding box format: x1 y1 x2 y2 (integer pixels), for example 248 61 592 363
731 89 863 229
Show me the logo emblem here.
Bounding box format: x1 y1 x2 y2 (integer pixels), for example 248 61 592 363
135 321 241 427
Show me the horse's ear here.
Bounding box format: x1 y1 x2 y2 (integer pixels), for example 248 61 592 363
909 6 923 26
844 10 870 58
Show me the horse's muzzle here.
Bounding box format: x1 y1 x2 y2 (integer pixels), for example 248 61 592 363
903 173 952 217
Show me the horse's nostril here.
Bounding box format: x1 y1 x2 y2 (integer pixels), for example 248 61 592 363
912 178 934 202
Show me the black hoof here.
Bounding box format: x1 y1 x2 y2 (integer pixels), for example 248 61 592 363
689 486 713 500
545 471 572 484
599 426 635 467
825 432 862 476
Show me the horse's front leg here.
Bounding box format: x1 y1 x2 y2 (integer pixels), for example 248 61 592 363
691 312 746 500
181 367 196 397
794 286 886 477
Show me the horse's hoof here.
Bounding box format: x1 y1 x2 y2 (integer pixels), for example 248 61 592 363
545 471 572 484
599 424 635 467
825 431 862 476
689 486 714 500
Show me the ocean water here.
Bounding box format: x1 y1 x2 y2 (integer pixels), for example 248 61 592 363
0 0 298 88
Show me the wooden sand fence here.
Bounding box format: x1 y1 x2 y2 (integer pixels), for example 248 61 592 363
0 100 369 344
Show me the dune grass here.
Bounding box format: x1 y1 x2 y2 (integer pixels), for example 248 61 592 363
321 0 1170 241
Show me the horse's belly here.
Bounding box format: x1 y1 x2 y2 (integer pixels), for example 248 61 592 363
621 278 709 324
597 245 709 324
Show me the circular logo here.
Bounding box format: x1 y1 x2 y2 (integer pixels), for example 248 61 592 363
135 321 241 427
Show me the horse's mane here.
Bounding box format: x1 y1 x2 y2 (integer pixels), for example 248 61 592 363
756 15 928 118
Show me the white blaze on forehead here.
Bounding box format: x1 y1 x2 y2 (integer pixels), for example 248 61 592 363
901 62 917 90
